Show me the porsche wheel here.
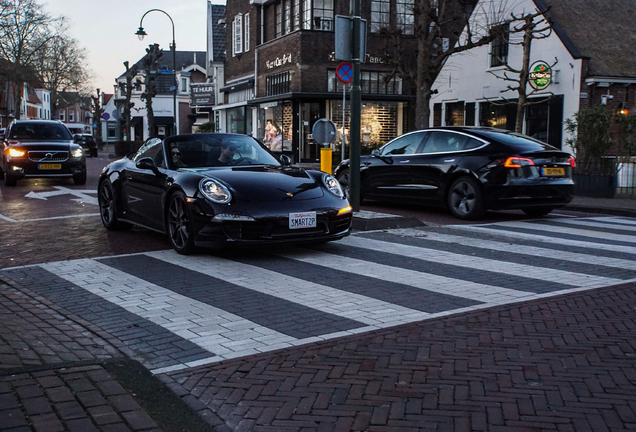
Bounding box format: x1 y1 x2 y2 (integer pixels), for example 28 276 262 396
98 180 131 230
167 191 197 255
447 176 485 220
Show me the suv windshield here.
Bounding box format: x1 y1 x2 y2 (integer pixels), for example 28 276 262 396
10 123 73 141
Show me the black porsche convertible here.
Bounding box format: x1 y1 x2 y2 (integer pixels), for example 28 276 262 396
98 133 353 254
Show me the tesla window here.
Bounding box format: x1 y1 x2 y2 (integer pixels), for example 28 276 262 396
381 132 425 155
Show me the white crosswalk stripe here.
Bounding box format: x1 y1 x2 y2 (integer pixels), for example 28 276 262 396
337 236 622 288
147 250 431 328
4 215 635 372
385 228 636 270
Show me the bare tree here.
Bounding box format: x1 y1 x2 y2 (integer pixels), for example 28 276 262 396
31 33 91 110
138 44 163 139
0 0 64 118
91 88 104 148
383 0 510 129
119 61 139 142
487 8 555 133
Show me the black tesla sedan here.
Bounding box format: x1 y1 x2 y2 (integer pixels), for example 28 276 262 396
334 127 575 220
98 133 353 254
1 120 87 186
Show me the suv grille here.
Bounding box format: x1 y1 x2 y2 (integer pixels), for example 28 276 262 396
28 151 69 162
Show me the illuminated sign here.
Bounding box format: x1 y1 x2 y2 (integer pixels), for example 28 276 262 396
529 60 552 90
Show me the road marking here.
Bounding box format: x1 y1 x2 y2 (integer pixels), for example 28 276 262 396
0 213 99 223
25 186 98 205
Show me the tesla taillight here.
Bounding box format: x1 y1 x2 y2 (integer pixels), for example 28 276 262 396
567 157 576 167
504 157 535 168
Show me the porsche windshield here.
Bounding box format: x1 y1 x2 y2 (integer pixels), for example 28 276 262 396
164 134 281 169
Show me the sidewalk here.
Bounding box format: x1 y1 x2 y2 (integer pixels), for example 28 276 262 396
1 193 634 431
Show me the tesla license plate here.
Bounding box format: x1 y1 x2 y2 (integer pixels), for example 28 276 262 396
541 167 565 176
289 211 317 229
39 163 61 169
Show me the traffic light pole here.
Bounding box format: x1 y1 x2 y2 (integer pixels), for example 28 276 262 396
349 0 362 211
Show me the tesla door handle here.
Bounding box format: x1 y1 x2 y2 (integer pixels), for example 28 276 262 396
126 175 132 180
444 159 456 162
400 160 410 163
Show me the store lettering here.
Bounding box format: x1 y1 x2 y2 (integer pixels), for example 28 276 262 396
266 54 292 69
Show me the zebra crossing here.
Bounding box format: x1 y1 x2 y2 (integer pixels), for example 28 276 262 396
2 215 635 374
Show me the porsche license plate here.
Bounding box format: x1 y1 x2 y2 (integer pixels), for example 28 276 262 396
289 211 317 229
542 167 565 176
39 163 61 170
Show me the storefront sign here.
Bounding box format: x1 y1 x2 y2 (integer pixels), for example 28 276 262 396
260 102 279 109
529 61 552 90
266 54 292 69
190 83 215 107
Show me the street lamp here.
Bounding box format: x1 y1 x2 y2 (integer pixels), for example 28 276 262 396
135 9 177 137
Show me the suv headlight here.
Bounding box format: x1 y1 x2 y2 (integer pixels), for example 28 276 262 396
323 174 345 198
8 148 25 157
71 148 83 158
199 178 232 204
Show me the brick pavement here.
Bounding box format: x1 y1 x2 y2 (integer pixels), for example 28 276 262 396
159 282 636 432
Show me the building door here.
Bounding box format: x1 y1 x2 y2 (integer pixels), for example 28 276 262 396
300 102 322 162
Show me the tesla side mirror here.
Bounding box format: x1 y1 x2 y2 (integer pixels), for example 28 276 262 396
280 154 291 166
136 157 159 174
372 149 380 156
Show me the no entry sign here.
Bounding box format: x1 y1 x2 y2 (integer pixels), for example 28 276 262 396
336 62 353 84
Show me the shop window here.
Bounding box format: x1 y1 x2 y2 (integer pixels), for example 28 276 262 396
266 71 292 96
259 101 293 151
397 0 414 35
490 24 509 67
371 0 390 33
445 101 464 126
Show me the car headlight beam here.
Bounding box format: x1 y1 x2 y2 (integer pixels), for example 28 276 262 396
71 148 83 158
323 174 345 198
199 178 232 204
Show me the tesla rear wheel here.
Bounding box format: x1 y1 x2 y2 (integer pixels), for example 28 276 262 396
448 176 485 220
167 191 197 255
522 207 554 217
98 180 131 230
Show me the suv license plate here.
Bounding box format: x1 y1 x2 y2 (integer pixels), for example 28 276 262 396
289 212 317 229
542 167 565 176
39 163 61 169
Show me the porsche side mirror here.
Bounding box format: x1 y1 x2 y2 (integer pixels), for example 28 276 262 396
372 149 380 156
136 157 159 174
280 154 291 166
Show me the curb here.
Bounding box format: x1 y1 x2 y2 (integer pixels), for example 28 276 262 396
565 204 636 218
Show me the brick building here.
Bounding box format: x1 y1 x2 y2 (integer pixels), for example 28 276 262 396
215 0 423 163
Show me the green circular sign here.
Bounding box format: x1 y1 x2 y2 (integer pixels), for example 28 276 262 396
529 61 551 90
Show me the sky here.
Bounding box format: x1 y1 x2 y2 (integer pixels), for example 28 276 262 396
43 0 225 96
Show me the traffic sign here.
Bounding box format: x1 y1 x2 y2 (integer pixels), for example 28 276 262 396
312 118 337 146
336 62 354 84
102 112 110 120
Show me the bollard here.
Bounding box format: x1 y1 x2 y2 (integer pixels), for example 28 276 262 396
320 147 333 174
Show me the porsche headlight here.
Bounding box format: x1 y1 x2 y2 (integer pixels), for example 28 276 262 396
8 148 25 157
199 178 232 204
323 174 345 198
71 148 83 158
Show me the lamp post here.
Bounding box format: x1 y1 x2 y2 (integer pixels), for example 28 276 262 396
135 9 177 137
